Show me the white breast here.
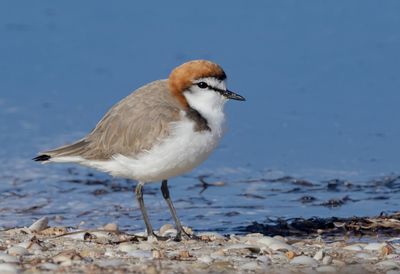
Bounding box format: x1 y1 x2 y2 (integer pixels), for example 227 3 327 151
84 111 225 182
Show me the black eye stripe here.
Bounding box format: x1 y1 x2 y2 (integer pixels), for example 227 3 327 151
193 82 227 94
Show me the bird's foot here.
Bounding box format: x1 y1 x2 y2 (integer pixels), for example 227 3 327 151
174 229 200 241
147 232 169 242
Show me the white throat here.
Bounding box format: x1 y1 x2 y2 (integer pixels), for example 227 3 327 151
183 77 227 129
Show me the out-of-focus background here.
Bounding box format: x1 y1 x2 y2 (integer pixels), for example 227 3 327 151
1 1 399 232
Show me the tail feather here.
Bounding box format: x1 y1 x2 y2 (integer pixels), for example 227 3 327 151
33 154 51 162
33 139 90 162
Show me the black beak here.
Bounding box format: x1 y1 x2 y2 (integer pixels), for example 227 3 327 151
222 89 246 101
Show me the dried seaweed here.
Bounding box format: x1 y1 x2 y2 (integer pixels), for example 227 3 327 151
241 211 400 238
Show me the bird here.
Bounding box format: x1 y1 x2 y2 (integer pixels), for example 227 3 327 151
33 60 245 240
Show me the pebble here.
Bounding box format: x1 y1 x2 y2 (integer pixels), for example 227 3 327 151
39 263 59 270
152 250 165 259
62 232 92 241
313 249 324 261
159 224 174 235
343 244 364 251
332 259 345 267
364 242 387 251
0 263 19 274
198 255 213 264
315 265 337 273
52 251 82 265
241 262 260 270
102 223 119 232
290 256 318 267
223 244 261 254
322 255 332 265
0 253 19 264
18 240 43 251
257 237 294 251
137 242 152 251
126 250 152 259
355 252 377 260
118 243 138 253
375 260 400 270
97 259 125 268
161 228 178 238
197 232 225 240
7 246 29 256
28 217 49 233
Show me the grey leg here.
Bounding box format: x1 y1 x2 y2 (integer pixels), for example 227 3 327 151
161 180 198 240
135 181 155 237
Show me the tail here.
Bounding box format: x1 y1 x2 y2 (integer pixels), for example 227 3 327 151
33 154 51 162
33 139 89 163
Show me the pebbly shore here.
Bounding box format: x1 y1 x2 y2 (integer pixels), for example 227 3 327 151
0 217 400 274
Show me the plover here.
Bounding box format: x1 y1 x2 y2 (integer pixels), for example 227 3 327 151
34 60 245 240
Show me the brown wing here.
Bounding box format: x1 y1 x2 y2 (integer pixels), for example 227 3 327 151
39 80 183 160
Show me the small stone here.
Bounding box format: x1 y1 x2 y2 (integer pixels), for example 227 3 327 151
290 256 318 267
152 250 164 259
332 260 345 267
343 244 364 251
286 251 296 260
245 233 264 238
137 242 152 251
127 250 152 259
97 259 125 268
182 226 193 235
387 271 400 274
387 254 400 260
29 217 49 232
198 232 225 241
103 223 119 232
39 227 68 236
314 249 324 261
7 246 29 256
39 263 58 270
257 236 294 251
241 262 259 270
0 263 18 274
159 224 174 235
198 255 213 264
18 239 43 251
62 232 92 241
375 260 400 270
223 244 261 254
382 245 393 256
161 228 178 238
0 253 19 264
119 243 137 253
52 250 83 265
179 250 191 259
269 242 294 251
315 266 337 273
322 255 332 265
364 242 386 251
355 252 376 260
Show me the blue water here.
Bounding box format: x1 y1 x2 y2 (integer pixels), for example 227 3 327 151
0 1 400 232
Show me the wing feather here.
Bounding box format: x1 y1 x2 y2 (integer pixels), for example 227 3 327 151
40 80 183 161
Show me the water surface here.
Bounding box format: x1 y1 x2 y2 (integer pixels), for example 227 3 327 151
1 1 400 232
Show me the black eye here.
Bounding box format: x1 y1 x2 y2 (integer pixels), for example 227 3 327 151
197 82 208 89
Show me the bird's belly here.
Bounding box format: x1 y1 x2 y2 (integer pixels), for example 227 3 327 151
87 120 223 182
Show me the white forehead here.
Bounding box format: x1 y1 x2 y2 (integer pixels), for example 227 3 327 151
194 77 227 90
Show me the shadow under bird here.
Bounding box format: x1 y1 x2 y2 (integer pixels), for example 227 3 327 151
34 60 245 240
